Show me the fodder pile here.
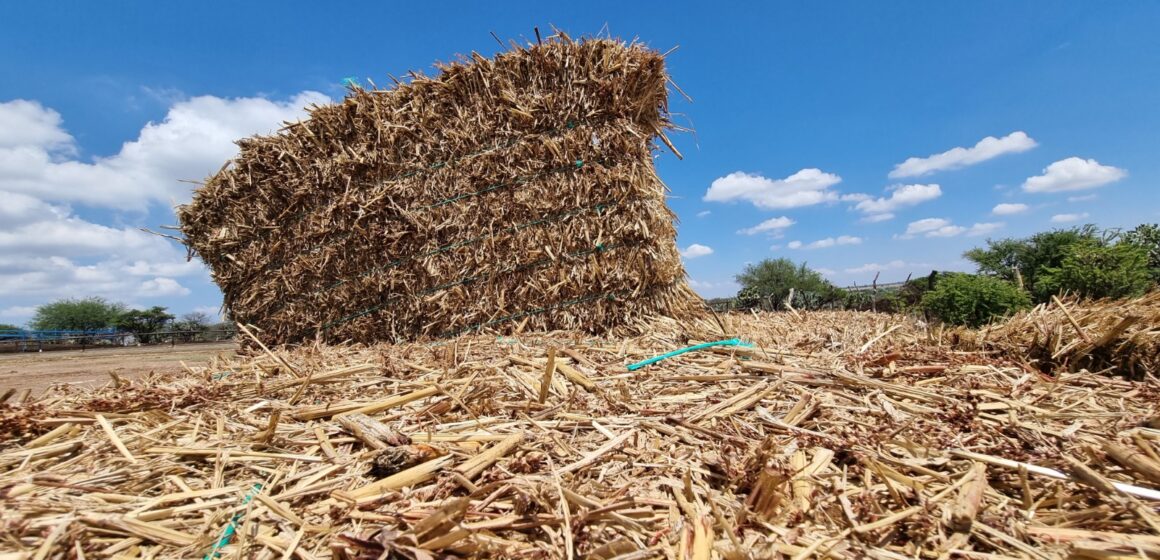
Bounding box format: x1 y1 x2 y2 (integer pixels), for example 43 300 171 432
3 311 1158 559
957 291 1160 379
177 33 702 346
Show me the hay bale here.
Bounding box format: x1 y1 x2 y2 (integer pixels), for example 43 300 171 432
178 33 703 345
958 291 1160 378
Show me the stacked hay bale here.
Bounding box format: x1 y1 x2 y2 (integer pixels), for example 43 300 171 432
178 34 704 345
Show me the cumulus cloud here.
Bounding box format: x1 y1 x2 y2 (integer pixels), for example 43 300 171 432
889 131 1037 178
704 169 842 210
737 216 795 236
899 218 1002 239
679 243 714 259
992 203 1029 215
0 93 328 211
844 260 929 274
0 190 202 303
0 91 330 319
860 213 895 223
787 235 863 250
1023 157 1126 193
814 268 837 276
850 184 941 221
967 222 1004 236
1051 212 1090 223
696 210 711 218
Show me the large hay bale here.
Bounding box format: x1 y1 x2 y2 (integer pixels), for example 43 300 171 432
178 34 704 345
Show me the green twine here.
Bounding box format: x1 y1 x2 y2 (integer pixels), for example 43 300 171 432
204 483 264 559
626 339 754 372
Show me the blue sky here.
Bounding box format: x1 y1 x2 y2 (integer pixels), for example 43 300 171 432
2 2 1158 324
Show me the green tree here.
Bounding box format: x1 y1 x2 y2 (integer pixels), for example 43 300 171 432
0 323 21 331
116 306 175 343
1036 240 1152 299
1122 223 1160 279
964 225 1100 302
735 259 842 309
175 311 211 332
921 273 1031 327
30 297 126 331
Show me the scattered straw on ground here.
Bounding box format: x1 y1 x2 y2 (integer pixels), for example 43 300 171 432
956 291 1160 379
2 310 1158 559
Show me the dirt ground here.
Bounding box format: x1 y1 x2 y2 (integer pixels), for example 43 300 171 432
0 341 237 396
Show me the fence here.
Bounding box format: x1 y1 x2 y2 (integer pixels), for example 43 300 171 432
0 328 237 353
706 273 926 313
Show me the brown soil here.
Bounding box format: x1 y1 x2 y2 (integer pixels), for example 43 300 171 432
0 341 237 396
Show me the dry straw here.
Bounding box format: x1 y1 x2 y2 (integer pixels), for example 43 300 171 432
177 32 703 346
2 307 1158 558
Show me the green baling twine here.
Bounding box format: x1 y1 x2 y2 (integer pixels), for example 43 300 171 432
204 483 264 559
626 338 753 372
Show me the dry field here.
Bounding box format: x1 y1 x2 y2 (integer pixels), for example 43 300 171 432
0 342 237 396
0 300 1157 559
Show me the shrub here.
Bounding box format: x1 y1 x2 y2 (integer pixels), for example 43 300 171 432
1035 240 1152 300
735 259 842 309
921 273 1030 327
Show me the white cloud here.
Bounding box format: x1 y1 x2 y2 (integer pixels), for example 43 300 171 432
704 169 842 210
737 216 795 236
889 131 1037 178
1023 157 1127 193
905 218 952 235
1051 212 1090 223
787 235 863 250
840 193 872 202
1067 194 1098 202
0 93 329 211
679 243 714 259
0 100 74 152
967 222 1004 236
860 212 895 223
992 203 1029 215
852 184 941 216
768 244 782 250
900 218 1002 239
0 191 203 303
815 268 836 276
0 91 333 319
696 210 711 218
138 277 191 297
927 225 967 237
844 260 930 274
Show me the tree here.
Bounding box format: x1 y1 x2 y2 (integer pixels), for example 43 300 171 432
175 311 211 332
30 297 126 331
116 306 175 343
964 225 1101 302
0 324 21 331
1035 240 1152 299
921 273 1031 327
1122 223 1160 279
735 259 842 309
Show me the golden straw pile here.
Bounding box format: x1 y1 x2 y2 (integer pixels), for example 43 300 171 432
2 310 1158 559
956 291 1160 379
177 33 702 347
